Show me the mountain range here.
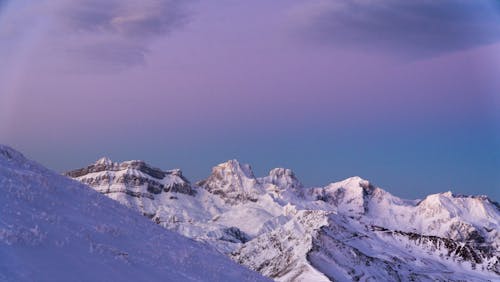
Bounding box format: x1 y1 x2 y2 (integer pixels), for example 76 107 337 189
64 156 500 281
0 145 268 282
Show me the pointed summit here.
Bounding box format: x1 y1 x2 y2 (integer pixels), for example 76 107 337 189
197 159 263 204
95 157 113 166
309 176 388 215
337 176 373 189
216 159 255 179
0 145 266 282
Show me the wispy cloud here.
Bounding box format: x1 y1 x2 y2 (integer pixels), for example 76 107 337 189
61 0 188 37
0 0 191 68
289 0 500 58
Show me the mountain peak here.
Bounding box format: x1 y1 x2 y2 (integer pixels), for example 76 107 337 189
198 160 262 204
216 159 255 179
262 167 303 192
268 167 295 177
441 191 453 197
330 176 376 194
419 191 455 205
417 190 500 224
341 175 369 185
309 176 385 215
0 145 266 282
94 157 113 166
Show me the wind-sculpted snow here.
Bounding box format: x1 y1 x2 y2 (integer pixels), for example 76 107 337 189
305 215 498 281
67 158 286 254
69 157 500 281
231 210 331 281
0 145 269 282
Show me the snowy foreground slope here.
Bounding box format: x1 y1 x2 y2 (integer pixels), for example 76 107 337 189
67 157 500 281
0 145 269 282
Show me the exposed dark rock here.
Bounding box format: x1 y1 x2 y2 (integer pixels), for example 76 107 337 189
315 187 345 206
65 160 167 180
466 230 486 244
220 227 251 244
66 159 197 196
371 225 499 273
307 226 402 281
164 182 196 196
123 190 154 200
0 149 13 160
147 184 163 194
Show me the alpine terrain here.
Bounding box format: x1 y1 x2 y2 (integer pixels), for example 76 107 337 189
67 157 500 281
0 145 269 282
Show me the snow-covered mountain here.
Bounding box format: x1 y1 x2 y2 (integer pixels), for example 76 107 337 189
67 158 285 253
67 157 500 281
0 145 269 282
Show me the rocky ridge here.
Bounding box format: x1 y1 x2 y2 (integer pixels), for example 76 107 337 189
67 158 500 281
0 145 268 282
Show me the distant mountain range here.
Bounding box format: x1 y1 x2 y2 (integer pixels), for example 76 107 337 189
0 145 268 282
65 156 500 281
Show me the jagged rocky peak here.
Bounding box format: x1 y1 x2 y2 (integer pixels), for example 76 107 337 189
65 158 195 196
261 167 303 192
219 159 255 178
200 159 256 184
67 157 168 180
231 210 331 281
168 168 184 177
197 159 263 204
0 145 268 282
268 168 302 187
95 156 113 166
65 157 117 178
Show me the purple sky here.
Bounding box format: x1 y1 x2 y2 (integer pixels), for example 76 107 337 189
1 0 499 200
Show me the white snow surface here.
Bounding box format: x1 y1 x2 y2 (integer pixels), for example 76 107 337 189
67 157 500 281
0 145 269 282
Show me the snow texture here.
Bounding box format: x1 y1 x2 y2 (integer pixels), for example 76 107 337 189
67 157 500 281
0 145 269 282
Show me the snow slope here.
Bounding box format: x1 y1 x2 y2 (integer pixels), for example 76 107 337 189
67 159 286 253
300 177 499 247
0 145 269 282
68 157 500 281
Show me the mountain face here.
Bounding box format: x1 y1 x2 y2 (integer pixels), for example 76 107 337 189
67 158 500 281
65 158 195 220
66 157 195 198
0 145 268 282
196 159 264 204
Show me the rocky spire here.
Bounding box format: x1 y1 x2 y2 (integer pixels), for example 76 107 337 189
197 159 263 204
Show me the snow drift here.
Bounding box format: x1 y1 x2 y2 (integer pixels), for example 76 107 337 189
0 145 268 282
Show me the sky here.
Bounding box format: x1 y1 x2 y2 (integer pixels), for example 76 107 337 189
0 0 499 200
